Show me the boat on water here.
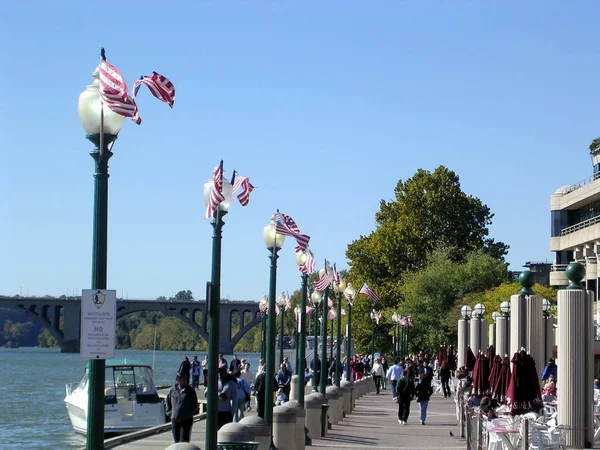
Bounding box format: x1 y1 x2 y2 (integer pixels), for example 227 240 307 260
64 359 166 435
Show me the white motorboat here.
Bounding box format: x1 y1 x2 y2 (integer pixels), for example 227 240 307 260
64 359 166 435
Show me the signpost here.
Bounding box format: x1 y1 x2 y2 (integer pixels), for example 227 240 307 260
80 289 116 359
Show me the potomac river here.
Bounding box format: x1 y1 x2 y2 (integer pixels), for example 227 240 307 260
0 347 261 450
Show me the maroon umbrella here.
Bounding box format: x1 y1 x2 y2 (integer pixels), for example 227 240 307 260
486 345 496 371
488 354 502 390
505 350 543 415
465 346 476 371
491 355 511 404
447 345 457 371
471 353 490 397
438 345 447 366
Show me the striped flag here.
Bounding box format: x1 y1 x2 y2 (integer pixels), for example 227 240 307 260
407 315 414 327
275 304 280 316
359 283 380 303
285 292 292 311
371 310 382 325
133 71 176 108
297 249 315 275
205 161 225 219
343 290 354 307
399 316 407 327
275 211 310 251
99 59 141 125
230 170 255 206
332 263 340 285
314 271 330 292
306 305 315 316
327 296 334 309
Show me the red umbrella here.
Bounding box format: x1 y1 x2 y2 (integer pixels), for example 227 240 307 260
488 354 502 390
465 346 476 371
471 353 490 397
486 345 496 371
491 355 511 404
447 345 457 371
505 350 543 415
438 345 447 366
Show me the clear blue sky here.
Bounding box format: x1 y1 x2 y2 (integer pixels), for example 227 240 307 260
2 2 599 301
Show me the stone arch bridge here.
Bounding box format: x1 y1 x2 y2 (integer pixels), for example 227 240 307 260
0 296 261 353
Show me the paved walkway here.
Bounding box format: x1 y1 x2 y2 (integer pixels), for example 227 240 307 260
110 388 466 449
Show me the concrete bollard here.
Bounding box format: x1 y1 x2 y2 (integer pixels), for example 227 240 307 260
325 385 343 424
304 392 326 440
273 405 297 450
239 415 272 450
165 444 201 450
289 374 299 402
340 380 354 415
217 422 255 444
283 400 306 450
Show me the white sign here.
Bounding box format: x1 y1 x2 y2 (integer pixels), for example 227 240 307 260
80 289 116 359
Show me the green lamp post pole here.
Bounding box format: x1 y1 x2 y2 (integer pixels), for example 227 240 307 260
202 168 233 450
334 280 345 387
329 313 335 365
263 215 285 431
320 286 329 394
370 311 376 363
298 275 307 403
259 296 268 361
344 284 356 382
78 65 125 450
311 291 321 393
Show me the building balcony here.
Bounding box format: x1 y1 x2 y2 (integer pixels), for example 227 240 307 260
550 216 600 252
550 259 598 286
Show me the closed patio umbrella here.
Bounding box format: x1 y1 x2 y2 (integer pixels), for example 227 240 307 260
488 354 502 391
505 350 543 416
447 345 457 371
471 352 490 397
486 345 495 371
491 355 511 404
465 346 476 372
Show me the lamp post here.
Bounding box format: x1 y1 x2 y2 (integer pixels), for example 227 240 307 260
333 278 346 387
259 296 268 360
458 305 472 368
202 167 234 450
391 313 399 360
295 250 308 405
329 308 337 370
320 268 331 394
278 292 287 366
370 310 377 363
311 290 322 392
496 301 510 358
78 66 125 450
263 215 286 428
344 284 356 382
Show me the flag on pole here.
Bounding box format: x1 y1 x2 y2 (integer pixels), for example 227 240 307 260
275 304 280 315
205 161 225 219
327 308 336 320
343 290 354 307
99 59 140 124
332 263 340 285
133 71 176 108
275 211 310 251
359 283 380 303
407 315 414 327
285 292 292 311
372 310 382 325
230 170 255 206
314 271 330 292
297 249 315 275
327 296 334 309
399 316 407 327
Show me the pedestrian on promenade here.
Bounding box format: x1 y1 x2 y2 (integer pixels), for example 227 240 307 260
415 372 433 425
372 358 384 394
202 355 208 387
541 358 557 382
166 372 198 443
191 356 201 389
386 358 403 399
381 356 389 390
178 356 191 381
438 361 451 398
254 364 277 418
216 369 237 429
396 368 415 425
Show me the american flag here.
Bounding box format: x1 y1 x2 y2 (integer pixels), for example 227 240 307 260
275 211 310 252
230 170 255 206
99 59 140 125
371 310 382 325
399 316 407 327
285 292 292 311
275 304 280 315
332 263 340 285
133 71 176 108
297 249 315 275
314 270 330 292
205 161 225 219
359 283 380 303
327 296 334 309
306 305 315 316
407 315 414 327
343 290 354 307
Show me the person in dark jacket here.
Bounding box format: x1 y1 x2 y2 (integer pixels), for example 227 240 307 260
178 356 191 381
166 372 198 443
396 368 415 425
415 372 433 425
438 361 451 398
254 365 277 419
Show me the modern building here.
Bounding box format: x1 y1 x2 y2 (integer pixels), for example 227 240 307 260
550 142 600 300
512 261 551 287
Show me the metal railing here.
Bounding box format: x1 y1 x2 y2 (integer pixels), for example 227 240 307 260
559 171 600 195
561 215 600 236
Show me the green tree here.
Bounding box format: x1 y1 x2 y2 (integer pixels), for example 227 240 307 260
174 290 194 301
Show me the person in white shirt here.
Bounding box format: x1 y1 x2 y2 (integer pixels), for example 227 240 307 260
386 358 403 399
240 363 254 411
372 358 384 394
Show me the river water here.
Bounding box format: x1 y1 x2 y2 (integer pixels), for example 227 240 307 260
0 347 261 450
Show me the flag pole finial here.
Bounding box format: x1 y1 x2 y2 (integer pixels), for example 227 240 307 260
100 47 106 61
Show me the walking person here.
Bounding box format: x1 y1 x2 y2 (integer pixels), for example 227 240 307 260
396 368 415 425
178 356 191 381
202 355 208 387
215 369 237 429
386 358 403 399
165 372 198 443
372 358 384 394
191 356 201 389
415 372 433 425
381 356 389 390
438 361 451 398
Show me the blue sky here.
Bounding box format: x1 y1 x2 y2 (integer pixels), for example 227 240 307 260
2 2 600 301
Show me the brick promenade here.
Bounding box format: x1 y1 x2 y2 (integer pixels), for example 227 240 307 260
310 389 465 449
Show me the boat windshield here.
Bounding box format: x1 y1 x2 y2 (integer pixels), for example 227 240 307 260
104 365 157 402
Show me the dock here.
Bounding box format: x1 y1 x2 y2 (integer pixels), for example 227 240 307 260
105 387 466 449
